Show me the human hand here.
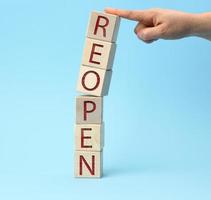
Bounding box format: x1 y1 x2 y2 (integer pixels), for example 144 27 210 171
105 8 209 43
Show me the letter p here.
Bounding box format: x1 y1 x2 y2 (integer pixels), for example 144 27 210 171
83 101 96 121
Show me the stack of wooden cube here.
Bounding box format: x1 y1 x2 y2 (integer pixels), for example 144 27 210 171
75 11 120 178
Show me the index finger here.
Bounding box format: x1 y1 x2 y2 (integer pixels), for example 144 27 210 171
104 8 145 21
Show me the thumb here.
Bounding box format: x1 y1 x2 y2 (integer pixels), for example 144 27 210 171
137 25 165 41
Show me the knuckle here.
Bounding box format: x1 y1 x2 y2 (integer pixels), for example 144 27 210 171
154 8 161 11
151 8 162 12
148 8 160 13
126 11 133 18
146 9 159 20
158 25 168 36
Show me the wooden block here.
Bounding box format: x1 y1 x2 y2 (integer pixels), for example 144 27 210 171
87 11 120 42
75 123 104 151
82 38 116 70
74 151 103 178
76 96 103 124
76 65 112 96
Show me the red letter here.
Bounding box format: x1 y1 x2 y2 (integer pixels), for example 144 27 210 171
81 70 100 91
79 155 95 175
83 101 96 120
89 43 104 65
81 128 92 148
94 16 109 37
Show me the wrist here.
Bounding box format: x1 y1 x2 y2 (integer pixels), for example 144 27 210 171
189 12 211 37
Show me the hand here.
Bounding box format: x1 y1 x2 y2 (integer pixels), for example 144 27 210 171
105 8 211 43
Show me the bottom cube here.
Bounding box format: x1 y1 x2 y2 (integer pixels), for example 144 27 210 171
74 151 103 178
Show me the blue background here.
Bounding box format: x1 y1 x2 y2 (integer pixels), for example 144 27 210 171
0 0 211 199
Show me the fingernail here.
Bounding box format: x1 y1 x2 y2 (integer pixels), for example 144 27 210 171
137 31 143 39
104 7 114 12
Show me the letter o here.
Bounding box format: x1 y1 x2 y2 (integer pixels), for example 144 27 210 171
81 70 100 91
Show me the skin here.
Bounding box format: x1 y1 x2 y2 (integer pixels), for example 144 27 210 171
105 8 211 43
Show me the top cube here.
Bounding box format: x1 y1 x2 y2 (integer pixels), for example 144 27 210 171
87 11 120 43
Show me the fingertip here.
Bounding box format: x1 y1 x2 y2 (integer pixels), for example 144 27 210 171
136 31 144 40
104 7 109 12
104 7 117 14
136 30 157 43
137 29 152 41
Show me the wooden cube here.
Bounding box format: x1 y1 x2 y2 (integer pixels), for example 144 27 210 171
74 151 103 178
76 65 112 96
76 96 103 124
87 11 120 42
82 38 116 70
75 123 104 151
